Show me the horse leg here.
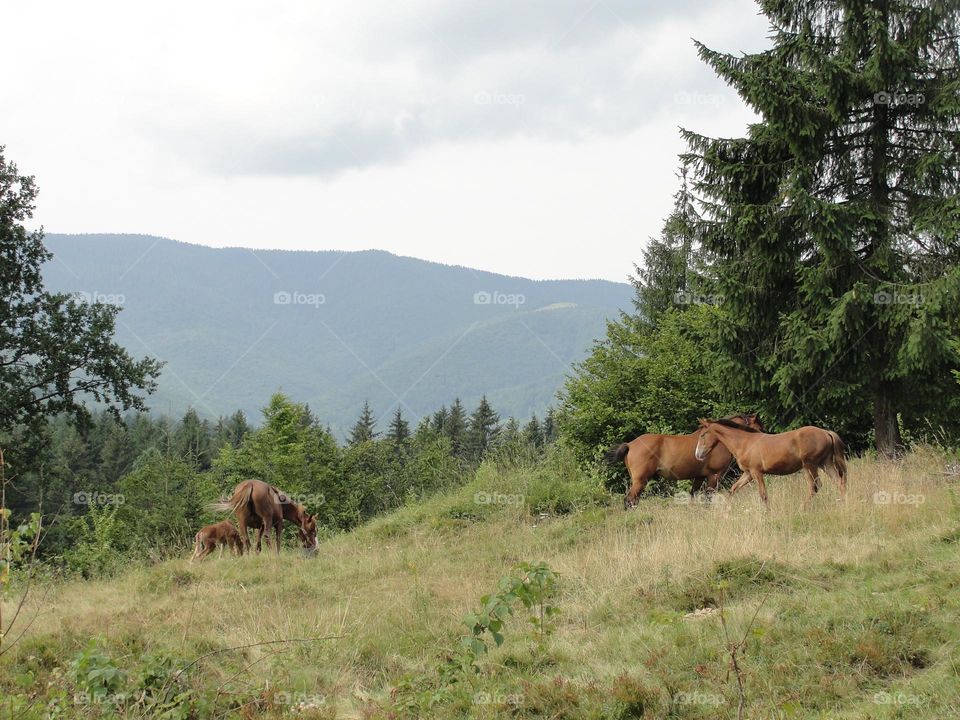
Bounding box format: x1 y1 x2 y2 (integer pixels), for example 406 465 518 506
823 461 846 499
690 476 706 498
255 525 264 553
803 465 820 507
624 472 652 509
217 542 224 560
273 521 282 554
728 471 752 496
706 472 721 492
236 517 250 555
624 454 657 509
753 470 769 507
190 535 202 563
195 541 213 562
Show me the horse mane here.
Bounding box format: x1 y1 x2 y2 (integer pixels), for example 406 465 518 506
711 417 763 433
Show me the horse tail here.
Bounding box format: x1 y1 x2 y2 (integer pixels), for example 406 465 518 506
604 443 630 464
208 481 254 515
828 431 847 480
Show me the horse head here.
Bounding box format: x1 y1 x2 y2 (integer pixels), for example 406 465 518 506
694 419 721 461
297 510 319 554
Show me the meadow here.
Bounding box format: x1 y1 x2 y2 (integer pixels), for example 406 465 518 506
2 448 959 719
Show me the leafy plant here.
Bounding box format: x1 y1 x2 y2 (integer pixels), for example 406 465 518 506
68 642 128 706
443 561 561 684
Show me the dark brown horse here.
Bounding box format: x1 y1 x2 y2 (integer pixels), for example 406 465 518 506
212 479 319 554
694 418 847 506
607 413 763 508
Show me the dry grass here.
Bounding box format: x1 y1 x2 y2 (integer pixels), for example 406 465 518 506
3 448 959 718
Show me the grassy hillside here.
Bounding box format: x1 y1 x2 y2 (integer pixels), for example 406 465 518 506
3 450 959 718
40 234 632 434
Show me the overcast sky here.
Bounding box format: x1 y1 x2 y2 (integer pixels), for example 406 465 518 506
3 0 769 282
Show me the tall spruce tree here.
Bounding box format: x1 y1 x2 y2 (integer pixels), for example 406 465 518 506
173 407 213 470
443 398 468 458
541 407 558 445
465 395 500 462
348 400 378 445
386 407 410 446
635 171 706 330
523 414 544 448
431 405 449 434
683 0 960 455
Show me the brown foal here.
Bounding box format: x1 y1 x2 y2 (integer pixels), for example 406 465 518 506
191 519 244 562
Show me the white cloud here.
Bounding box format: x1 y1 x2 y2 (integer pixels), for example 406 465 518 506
0 0 769 280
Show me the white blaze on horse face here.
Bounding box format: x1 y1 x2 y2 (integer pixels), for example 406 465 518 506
695 431 710 461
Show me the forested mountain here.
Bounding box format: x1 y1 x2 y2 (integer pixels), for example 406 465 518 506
42 234 631 436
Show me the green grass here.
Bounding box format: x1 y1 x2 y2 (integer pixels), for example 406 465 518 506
2 449 959 718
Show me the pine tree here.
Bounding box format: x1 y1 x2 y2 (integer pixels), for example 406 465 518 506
349 400 379 445
223 410 251 448
465 395 501 462
98 417 136 487
431 405 449 434
523 414 544 449
173 407 213 470
213 410 253 450
386 407 410 446
498 417 522 448
443 398 468 458
541 407 558 445
683 0 960 456
635 170 706 330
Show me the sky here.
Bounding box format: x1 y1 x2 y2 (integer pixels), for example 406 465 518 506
2 0 770 282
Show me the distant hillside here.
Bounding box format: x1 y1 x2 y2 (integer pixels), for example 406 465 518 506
42 234 632 435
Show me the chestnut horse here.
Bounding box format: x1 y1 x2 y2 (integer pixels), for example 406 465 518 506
212 479 319 554
694 418 847 506
191 519 244 562
607 413 763 508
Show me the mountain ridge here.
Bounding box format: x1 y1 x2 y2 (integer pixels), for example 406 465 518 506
41 233 632 437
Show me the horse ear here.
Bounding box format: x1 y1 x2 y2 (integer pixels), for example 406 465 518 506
698 418 709 427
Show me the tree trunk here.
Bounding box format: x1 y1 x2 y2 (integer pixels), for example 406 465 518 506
873 385 904 459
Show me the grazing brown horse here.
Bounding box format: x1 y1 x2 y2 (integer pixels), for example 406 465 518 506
212 479 319 555
694 418 847 506
191 519 244 562
607 413 763 508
